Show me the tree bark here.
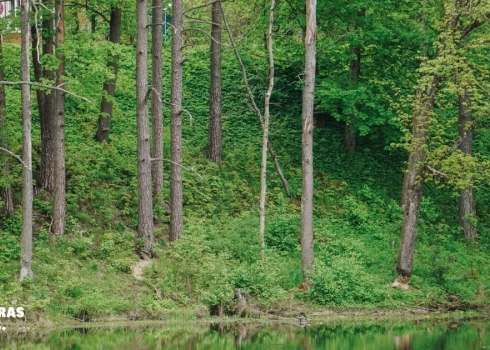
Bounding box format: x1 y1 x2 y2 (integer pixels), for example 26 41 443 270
95 8 122 143
37 0 56 192
0 35 14 217
345 45 360 153
259 0 275 261
51 0 66 239
20 0 34 281
151 0 164 205
136 0 154 256
458 89 477 241
301 0 316 283
206 1 222 163
169 0 184 241
394 74 439 288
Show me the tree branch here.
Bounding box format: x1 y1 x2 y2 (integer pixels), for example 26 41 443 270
150 157 204 180
184 0 230 14
0 81 92 103
427 165 447 177
0 147 29 169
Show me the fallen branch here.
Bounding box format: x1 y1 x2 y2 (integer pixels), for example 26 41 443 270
221 5 291 197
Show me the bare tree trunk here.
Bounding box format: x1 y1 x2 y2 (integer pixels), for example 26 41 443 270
151 0 164 205
259 0 275 261
169 0 183 241
221 6 291 197
20 0 34 281
458 89 477 241
51 0 66 239
345 45 360 153
301 0 316 283
206 1 222 163
393 74 439 289
136 0 154 256
95 8 122 143
0 35 14 216
37 0 56 192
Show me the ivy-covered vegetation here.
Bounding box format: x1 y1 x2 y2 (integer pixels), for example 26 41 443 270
0 0 489 322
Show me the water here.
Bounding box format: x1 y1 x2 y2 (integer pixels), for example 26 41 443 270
1 318 489 349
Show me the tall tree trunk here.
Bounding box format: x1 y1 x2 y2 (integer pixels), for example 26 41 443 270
136 0 154 256
345 45 360 153
458 89 477 241
20 0 34 281
301 0 316 283
0 35 14 217
37 1 56 192
169 0 183 241
95 8 122 142
259 0 275 261
394 74 439 289
51 0 66 239
151 0 164 204
206 1 222 163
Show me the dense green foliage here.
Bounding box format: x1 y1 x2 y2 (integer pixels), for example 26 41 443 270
0 0 489 321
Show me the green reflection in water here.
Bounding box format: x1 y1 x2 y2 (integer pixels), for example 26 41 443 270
1 320 489 349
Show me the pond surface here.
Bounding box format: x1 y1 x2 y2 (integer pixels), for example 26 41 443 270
1 318 489 349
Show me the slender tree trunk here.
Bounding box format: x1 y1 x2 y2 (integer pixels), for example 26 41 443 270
51 0 66 239
37 1 56 192
221 6 291 197
259 0 275 261
95 8 122 142
394 74 439 289
206 1 222 163
169 0 183 241
20 0 34 281
0 35 14 217
151 0 164 204
458 89 477 241
136 0 154 256
345 45 360 153
301 0 316 283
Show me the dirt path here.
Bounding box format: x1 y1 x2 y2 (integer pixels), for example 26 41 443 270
132 259 153 280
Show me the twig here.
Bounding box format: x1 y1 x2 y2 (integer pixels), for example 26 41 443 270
0 147 29 169
150 157 204 180
221 5 291 197
0 81 92 103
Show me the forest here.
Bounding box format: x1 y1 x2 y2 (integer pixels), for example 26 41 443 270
0 0 489 322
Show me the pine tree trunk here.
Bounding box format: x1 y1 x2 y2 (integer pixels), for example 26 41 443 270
151 0 164 204
37 1 56 192
394 74 439 288
51 0 66 239
95 8 122 143
206 1 222 163
301 0 316 283
345 45 360 153
20 0 34 281
136 0 154 256
458 89 477 241
259 0 275 261
169 0 183 241
0 35 14 217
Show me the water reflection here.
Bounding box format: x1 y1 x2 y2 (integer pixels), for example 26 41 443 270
1 319 489 349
